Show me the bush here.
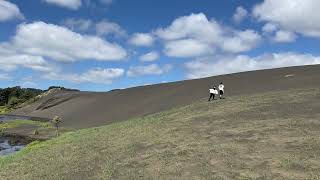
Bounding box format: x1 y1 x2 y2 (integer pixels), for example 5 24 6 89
7 96 21 108
52 116 63 137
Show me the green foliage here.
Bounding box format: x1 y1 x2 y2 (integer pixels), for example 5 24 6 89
7 96 21 108
0 106 10 114
0 86 43 109
48 86 79 92
52 116 63 137
0 120 51 132
0 88 320 179
52 116 62 128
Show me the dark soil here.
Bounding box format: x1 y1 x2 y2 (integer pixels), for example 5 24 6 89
11 64 320 129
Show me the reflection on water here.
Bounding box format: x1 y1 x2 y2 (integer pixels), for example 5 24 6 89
0 115 31 122
0 138 26 156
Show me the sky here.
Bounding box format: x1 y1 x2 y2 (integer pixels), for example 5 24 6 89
0 0 319 91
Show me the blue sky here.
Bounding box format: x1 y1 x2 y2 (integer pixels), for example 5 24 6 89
0 0 319 91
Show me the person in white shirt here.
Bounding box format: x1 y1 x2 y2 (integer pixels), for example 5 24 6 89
208 87 218 101
218 82 225 99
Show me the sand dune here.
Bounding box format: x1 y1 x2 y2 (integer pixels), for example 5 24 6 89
11 65 320 129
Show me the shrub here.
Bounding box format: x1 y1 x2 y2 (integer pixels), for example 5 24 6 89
52 116 62 137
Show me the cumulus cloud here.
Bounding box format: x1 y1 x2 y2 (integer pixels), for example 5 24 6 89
155 13 261 58
129 33 155 47
44 68 124 84
273 30 297 43
95 20 127 37
0 53 54 72
185 53 320 79
44 0 82 10
139 51 160 62
221 30 261 53
262 23 278 34
253 0 320 38
233 6 248 23
164 39 214 58
9 21 127 62
0 0 24 22
62 18 92 32
155 13 222 43
127 64 172 77
62 18 127 38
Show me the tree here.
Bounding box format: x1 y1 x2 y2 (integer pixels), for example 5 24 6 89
52 116 62 137
7 96 21 108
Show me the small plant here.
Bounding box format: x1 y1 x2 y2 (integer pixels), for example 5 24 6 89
33 129 39 135
52 116 62 137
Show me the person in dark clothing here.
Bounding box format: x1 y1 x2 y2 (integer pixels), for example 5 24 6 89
208 87 218 101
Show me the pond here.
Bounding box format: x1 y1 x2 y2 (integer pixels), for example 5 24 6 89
0 115 48 156
0 114 50 122
0 115 32 122
0 137 26 156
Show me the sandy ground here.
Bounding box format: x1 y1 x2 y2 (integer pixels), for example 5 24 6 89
11 65 320 129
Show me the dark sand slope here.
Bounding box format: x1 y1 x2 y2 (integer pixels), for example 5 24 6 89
11 65 320 129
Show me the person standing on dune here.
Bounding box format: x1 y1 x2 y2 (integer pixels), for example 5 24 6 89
218 82 225 99
208 86 218 101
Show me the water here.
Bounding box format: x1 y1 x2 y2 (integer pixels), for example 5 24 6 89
0 115 47 156
0 115 31 122
0 138 26 156
0 115 50 122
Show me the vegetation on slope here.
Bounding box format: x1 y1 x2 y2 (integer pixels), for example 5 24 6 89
0 88 320 179
0 106 10 115
0 87 43 110
0 86 80 113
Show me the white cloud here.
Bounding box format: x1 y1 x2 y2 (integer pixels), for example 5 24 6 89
221 30 261 53
253 0 320 38
155 13 261 58
164 39 214 58
44 0 82 10
0 0 24 22
155 13 222 43
185 53 320 79
262 23 278 33
0 73 11 80
273 30 297 43
0 53 54 72
127 64 172 77
233 6 248 23
10 21 127 62
62 18 127 38
96 20 127 37
139 51 160 62
62 18 92 32
44 68 124 84
129 33 155 47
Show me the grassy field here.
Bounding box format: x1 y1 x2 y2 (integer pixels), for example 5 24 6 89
0 120 51 131
0 88 320 179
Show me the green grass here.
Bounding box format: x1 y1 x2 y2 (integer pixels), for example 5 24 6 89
0 106 10 114
0 88 320 179
0 120 51 131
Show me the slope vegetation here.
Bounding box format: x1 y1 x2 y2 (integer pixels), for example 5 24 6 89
1 87 320 179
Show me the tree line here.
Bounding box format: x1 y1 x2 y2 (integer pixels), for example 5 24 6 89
0 86 79 109
0 86 43 108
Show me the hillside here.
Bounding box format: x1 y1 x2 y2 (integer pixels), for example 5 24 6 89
11 65 320 129
1 87 320 179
